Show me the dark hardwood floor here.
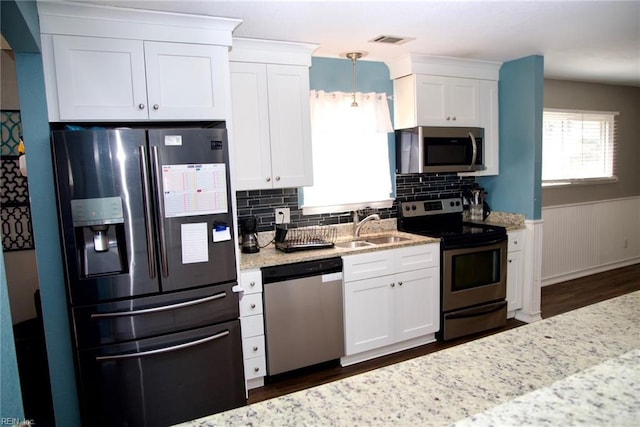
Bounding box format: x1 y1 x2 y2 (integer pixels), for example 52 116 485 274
248 263 640 404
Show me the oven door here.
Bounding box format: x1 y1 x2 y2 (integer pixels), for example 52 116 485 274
441 237 507 312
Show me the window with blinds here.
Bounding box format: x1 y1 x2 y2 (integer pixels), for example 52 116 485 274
542 109 618 186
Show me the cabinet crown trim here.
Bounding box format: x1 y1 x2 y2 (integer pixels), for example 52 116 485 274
38 1 241 45
386 53 501 80
230 38 319 66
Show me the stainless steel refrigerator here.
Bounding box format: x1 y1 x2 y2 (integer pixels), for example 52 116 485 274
51 125 245 426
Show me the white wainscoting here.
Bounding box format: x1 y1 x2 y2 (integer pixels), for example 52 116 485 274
542 197 640 286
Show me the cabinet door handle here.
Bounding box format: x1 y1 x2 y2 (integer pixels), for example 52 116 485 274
275 176 281 181
266 177 271 182
452 116 457 121
446 116 451 121
398 281 403 286
509 260 513 263
250 281 256 287
153 104 160 110
138 103 145 110
390 283 395 287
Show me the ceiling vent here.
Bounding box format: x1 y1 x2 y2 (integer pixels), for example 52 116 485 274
369 35 415 45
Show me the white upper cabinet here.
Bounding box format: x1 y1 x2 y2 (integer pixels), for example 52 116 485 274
229 38 317 190
395 74 480 128
38 1 240 122
387 54 501 176
49 36 227 121
144 41 227 121
50 36 148 121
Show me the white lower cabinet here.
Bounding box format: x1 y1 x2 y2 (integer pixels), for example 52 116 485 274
238 270 266 390
507 230 525 316
342 244 440 365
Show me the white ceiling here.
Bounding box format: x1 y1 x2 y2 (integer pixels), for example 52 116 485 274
66 1 640 86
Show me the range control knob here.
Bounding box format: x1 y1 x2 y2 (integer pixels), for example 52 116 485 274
405 205 411 211
411 205 417 210
450 201 455 207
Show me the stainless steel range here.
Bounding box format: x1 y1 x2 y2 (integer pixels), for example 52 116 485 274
397 197 508 341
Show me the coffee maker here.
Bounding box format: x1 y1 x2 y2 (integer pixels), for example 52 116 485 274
240 216 259 253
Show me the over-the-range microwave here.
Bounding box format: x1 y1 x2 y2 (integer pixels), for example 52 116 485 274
395 126 485 173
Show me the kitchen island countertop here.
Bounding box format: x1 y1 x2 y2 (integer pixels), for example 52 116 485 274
179 291 639 426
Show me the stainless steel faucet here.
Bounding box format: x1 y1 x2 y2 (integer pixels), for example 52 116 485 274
353 211 381 238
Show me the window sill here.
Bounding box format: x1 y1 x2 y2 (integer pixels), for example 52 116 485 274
542 177 619 188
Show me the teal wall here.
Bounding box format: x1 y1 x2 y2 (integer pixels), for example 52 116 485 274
479 55 544 220
1 1 81 426
309 57 396 195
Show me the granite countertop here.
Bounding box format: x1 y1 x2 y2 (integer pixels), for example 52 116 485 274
240 212 525 270
179 291 639 427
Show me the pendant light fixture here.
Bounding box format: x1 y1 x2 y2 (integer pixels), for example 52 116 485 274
342 51 367 107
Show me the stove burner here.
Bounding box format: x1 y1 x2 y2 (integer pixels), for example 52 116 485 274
397 197 506 246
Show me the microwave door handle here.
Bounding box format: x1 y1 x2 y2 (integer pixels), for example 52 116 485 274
469 132 477 171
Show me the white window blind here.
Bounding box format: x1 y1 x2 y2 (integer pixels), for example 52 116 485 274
301 90 394 214
542 109 618 185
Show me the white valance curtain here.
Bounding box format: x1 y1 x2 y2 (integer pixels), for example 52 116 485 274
302 90 394 214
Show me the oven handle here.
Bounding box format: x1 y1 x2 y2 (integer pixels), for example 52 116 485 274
446 301 506 320
95 330 230 361
90 292 227 319
443 236 507 250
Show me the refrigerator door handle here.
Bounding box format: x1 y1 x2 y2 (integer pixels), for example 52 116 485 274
139 145 157 279
95 330 230 361
90 291 227 319
151 145 169 278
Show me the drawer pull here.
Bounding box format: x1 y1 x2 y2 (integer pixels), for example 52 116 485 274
250 281 256 287
252 346 259 351
254 367 260 372
91 292 226 319
250 303 256 309
96 330 229 361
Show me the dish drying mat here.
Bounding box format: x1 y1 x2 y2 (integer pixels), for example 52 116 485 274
274 225 337 252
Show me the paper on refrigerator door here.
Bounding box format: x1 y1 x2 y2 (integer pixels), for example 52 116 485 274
181 222 209 264
162 163 228 218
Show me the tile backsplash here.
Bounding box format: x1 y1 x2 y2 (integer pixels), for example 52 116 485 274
235 173 476 232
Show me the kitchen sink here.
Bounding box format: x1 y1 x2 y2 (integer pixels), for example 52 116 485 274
365 235 411 245
335 235 411 249
335 240 376 249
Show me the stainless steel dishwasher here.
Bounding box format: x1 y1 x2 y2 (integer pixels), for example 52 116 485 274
262 257 344 375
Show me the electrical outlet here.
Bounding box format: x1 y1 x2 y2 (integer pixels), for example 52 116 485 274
275 208 290 224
